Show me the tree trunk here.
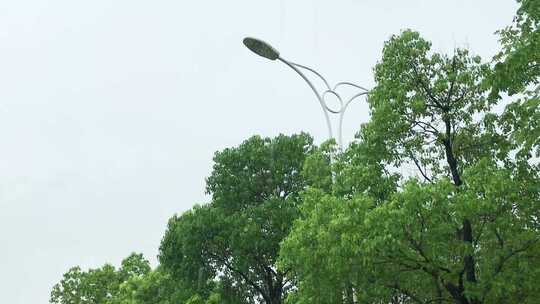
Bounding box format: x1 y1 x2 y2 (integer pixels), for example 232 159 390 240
443 119 480 304
266 276 283 304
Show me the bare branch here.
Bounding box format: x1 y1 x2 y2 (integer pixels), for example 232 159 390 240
408 151 433 183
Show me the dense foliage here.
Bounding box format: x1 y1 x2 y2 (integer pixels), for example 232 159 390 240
491 0 539 97
280 1 540 303
51 1 539 303
50 253 151 304
159 133 315 304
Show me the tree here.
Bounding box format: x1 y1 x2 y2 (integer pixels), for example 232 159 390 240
280 29 540 304
183 279 248 304
491 0 539 97
50 3 540 303
50 253 150 304
159 133 315 304
492 0 540 160
111 267 198 304
487 0 540 161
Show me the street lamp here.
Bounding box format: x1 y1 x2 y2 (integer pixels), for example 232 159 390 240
243 37 369 150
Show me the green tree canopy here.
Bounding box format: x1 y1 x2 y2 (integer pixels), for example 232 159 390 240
491 0 539 97
111 267 200 304
280 26 540 304
50 3 540 304
491 0 540 160
159 133 315 304
50 253 150 304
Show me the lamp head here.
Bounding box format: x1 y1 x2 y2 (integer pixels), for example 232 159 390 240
243 37 280 60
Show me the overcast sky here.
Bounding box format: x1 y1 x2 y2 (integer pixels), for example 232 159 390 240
0 1 517 303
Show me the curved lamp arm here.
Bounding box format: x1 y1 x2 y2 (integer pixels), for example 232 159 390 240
288 61 332 91
278 57 370 150
243 36 371 151
277 57 334 141
333 81 370 92
338 91 369 149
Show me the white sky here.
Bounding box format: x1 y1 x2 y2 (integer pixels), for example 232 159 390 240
0 1 517 303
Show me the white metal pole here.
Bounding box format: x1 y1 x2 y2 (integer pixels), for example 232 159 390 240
277 57 335 144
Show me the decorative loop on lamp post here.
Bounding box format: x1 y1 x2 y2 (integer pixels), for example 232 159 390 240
243 37 369 150
321 90 343 114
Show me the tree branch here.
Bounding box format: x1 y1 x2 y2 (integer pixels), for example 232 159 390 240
408 151 433 183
